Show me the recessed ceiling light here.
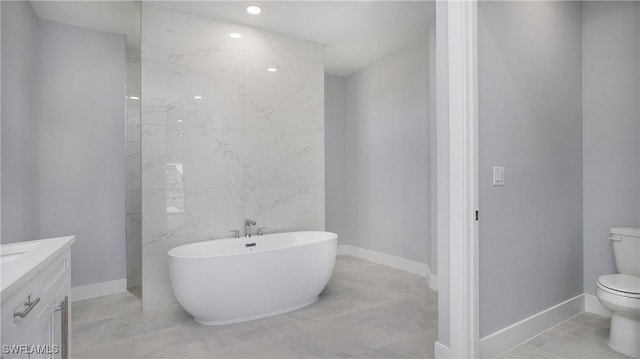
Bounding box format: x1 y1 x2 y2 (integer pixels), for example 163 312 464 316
129 96 140 100
267 67 277 72
229 33 242 39
178 134 184 138
177 119 183 123
246 5 261 15
193 95 203 99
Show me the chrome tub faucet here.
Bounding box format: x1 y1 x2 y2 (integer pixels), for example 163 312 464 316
245 220 257 237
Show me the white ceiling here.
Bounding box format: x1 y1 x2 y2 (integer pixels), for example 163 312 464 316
30 1 435 77
30 1 142 49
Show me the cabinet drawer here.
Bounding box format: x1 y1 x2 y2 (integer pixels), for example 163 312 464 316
1 250 70 350
40 252 69 300
1 279 40 348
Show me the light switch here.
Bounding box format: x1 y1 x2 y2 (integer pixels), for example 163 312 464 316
493 166 504 186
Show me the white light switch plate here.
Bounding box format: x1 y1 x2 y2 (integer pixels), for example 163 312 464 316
493 166 504 186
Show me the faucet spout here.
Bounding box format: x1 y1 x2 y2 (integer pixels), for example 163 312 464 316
245 220 257 237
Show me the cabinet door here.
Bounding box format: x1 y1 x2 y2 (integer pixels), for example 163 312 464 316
33 278 69 359
6 320 38 358
35 295 58 359
51 302 61 359
51 279 70 359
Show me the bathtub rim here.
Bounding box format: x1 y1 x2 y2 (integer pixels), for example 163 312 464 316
168 230 338 260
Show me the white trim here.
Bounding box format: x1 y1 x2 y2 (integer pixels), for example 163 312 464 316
435 341 452 358
340 245 426 276
435 0 451 353
338 244 438 291
429 18 439 293
446 0 480 357
426 264 439 291
479 294 584 359
337 244 350 255
71 278 127 302
585 293 612 318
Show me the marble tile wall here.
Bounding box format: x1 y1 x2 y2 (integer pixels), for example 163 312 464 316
141 3 325 309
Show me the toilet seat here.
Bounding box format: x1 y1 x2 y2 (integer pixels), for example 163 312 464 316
597 274 640 299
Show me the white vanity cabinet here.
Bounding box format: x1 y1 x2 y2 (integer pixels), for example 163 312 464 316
1 237 74 359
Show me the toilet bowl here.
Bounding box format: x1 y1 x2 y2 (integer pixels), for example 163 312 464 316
596 274 640 358
596 227 640 358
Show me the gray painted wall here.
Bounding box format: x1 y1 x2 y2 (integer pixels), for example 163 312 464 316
478 1 583 337
1 1 38 244
582 1 640 295
35 20 127 287
344 37 431 266
325 74 348 244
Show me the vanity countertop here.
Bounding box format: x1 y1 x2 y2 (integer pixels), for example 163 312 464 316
1 236 75 302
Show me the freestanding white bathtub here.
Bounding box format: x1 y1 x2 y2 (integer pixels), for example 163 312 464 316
168 231 337 325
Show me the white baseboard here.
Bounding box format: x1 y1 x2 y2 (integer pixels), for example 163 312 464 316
71 278 127 302
434 341 451 358
338 244 438 291
426 265 439 291
479 294 584 358
584 293 611 318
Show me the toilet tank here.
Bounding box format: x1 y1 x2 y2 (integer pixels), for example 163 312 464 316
610 227 640 277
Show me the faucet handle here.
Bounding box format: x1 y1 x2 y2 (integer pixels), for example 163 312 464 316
257 227 266 236
230 230 240 239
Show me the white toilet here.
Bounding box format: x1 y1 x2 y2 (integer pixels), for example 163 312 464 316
596 227 640 358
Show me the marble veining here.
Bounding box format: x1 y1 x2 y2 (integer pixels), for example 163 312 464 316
141 3 324 309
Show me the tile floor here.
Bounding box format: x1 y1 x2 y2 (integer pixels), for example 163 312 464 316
72 255 438 358
498 312 632 359
72 255 627 359
128 285 142 300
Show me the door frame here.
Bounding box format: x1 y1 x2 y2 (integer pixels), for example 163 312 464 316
435 0 480 357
